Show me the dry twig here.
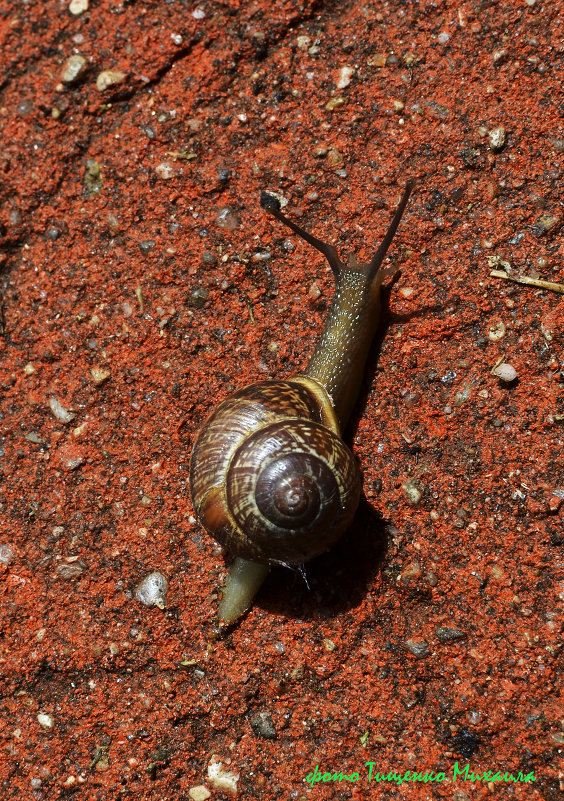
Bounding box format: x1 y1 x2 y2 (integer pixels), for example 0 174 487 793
490 270 564 295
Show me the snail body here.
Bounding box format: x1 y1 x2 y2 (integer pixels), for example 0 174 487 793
190 181 413 624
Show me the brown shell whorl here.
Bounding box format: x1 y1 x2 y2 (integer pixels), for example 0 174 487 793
255 454 328 526
189 379 361 565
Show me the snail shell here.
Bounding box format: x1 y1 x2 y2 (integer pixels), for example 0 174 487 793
190 378 361 565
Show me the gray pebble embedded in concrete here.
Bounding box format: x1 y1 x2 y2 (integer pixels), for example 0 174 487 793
404 639 430 658
436 627 466 643
250 711 277 739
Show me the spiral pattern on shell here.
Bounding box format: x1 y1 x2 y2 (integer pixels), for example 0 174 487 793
190 379 361 565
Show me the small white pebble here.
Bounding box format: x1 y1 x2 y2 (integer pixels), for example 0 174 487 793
155 161 175 180
438 32 450 44
23 362 35 375
540 319 553 341
492 48 508 64
49 396 75 424
308 282 322 301
488 125 506 150
252 251 271 262
207 760 239 794
37 713 55 730
336 66 354 89
403 480 422 506
135 572 168 609
488 321 506 341
192 7 205 19
73 421 88 437
96 70 126 92
69 0 88 15
64 454 84 471
0 544 14 564
492 362 518 382
189 787 211 801
91 367 110 385
61 54 87 83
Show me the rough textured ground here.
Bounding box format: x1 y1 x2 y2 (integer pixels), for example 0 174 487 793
0 0 562 799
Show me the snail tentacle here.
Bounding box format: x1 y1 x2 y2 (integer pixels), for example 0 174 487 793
260 191 344 279
367 179 414 280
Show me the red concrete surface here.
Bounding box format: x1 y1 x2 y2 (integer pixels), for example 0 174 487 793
0 0 562 799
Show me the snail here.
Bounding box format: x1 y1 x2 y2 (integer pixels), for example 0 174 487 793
190 180 413 624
